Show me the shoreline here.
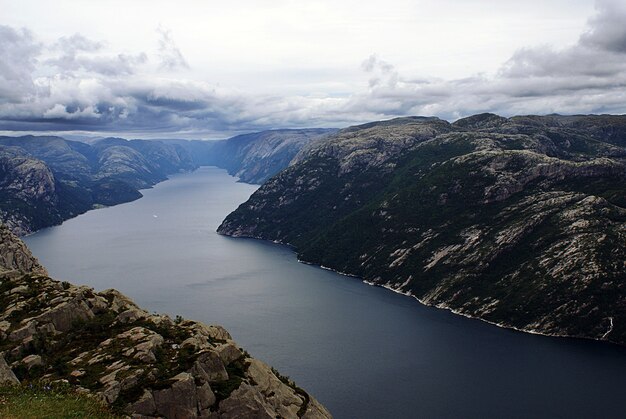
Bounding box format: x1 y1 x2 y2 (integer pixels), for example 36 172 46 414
220 231 621 348
20 167 216 238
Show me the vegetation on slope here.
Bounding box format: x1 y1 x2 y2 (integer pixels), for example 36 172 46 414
218 114 626 345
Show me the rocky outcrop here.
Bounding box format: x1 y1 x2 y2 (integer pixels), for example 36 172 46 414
218 113 626 346
0 136 197 235
0 223 331 418
0 222 47 275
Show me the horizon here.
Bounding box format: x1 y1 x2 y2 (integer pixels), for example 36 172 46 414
1 110 624 141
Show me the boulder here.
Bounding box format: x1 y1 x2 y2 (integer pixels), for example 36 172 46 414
191 350 228 382
22 354 43 370
0 355 19 385
152 372 198 418
215 343 242 365
217 383 276 419
117 308 148 323
130 389 157 416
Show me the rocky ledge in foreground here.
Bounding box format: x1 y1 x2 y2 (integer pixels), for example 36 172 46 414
0 223 331 418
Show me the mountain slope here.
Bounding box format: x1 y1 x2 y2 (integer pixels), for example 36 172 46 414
0 222 331 418
0 136 197 235
218 114 626 346
171 129 336 184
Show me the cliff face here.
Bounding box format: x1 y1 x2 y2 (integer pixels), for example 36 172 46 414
0 222 47 276
0 223 331 418
175 129 336 184
218 114 626 346
0 136 197 235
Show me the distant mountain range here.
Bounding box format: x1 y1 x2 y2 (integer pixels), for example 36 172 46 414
166 128 336 184
218 113 626 346
0 129 333 235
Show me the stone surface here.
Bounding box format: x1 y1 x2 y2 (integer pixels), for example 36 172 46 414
0 355 19 385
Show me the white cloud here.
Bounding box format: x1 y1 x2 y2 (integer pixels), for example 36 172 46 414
156 26 189 71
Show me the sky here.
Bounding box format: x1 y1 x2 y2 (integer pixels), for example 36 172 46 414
0 0 625 138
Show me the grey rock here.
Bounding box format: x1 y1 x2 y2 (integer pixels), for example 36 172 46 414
0 355 19 385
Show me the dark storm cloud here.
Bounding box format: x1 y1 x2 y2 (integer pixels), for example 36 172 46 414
0 0 625 137
580 0 626 53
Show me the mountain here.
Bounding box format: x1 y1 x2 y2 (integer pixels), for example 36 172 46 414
0 128 333 235
0 136 197 235
170 129 337 184
0 222 331 418
218 114 626 346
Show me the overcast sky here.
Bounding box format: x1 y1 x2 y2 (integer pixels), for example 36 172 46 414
1 0 624 138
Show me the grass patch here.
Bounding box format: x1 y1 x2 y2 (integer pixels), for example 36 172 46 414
0 384 121 419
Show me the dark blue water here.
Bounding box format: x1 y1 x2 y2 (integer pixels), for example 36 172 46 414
24 167 626 419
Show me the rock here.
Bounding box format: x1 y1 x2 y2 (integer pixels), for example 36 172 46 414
181 335 209 350
302 398 334 419
8 321 37 342
215 342 242 365
192 350 229 382
22 354 43 370
196 382 216 411
32 299 94 333
0 219 48 274
116 308 148 323
188 323 232 342
130 389 157 416
101 380 121 404
152 372 198 418
217 383 277 419
0 355 19 385
248 359 304 417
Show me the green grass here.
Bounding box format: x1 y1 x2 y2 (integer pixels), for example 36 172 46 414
0 385 121 419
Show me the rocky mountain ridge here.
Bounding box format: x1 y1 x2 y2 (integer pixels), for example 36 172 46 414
218 113 626 346
0 222 331 418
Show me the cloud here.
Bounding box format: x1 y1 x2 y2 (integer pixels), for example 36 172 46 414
580 0 626 53
361 54 399 89
0 0 625 138
0 26 41 104
157 26 189 71
46 33 147 76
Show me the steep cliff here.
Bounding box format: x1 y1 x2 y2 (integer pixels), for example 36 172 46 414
173 129 336 184
218 114 626 346
0 223 331 418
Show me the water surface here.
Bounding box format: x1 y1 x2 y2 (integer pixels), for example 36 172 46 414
25 167 626 419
